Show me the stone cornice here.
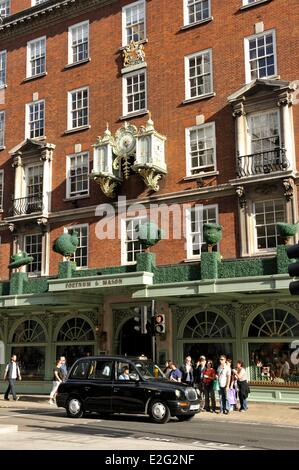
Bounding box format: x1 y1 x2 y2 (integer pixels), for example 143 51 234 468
46 183 235 223
0 0 118 40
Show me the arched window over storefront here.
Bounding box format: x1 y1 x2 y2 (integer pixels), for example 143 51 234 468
11 319 46 380
246 308 299 385
179 310 235 364
55 316 96 368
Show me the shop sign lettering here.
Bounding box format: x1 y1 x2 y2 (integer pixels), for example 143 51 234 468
65 278 123 289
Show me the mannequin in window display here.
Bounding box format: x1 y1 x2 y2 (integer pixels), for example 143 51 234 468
248 351 262 381
280 357 290 381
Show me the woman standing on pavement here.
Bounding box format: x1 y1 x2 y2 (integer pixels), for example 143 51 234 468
48 360 63 405
203 360 216 412
233 360 250 412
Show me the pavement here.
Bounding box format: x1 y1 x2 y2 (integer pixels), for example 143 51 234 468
0 395 299 450
0 394 299 428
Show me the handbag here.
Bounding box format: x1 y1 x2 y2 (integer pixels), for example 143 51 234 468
213 379 220 391
227 388 237 405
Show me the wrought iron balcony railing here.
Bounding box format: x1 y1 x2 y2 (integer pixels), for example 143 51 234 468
9 194 44 216
236 147 289 178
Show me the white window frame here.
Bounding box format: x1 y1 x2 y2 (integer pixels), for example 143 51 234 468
0 50 7 88
26 37 46 78
25 163 43 198
185 204 218 259
67 87 89 130
253 199 285 253
0 0 10 17
183 0 211 26
66 152 90 199
185 48 213 100
248 109 280 155
64 224 89 269
0 111 5 148
0 170 4 210
121 216 146 265
122 0 146 46
185 122 216 176
68 21 89 65
25 99 45 139
244 29 277 84
122 69 147 116
24 233 43 276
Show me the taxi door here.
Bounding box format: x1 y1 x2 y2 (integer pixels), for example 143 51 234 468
111 361 146 413
83 359 113 412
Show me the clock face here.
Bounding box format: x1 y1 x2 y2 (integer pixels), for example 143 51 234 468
118 132 136 154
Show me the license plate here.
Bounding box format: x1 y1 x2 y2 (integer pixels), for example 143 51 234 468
190 404 200 410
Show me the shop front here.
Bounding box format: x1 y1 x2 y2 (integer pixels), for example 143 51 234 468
171 302 299 402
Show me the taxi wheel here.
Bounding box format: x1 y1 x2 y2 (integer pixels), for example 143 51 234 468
176 414 195 421
66 397 84 418
149 400 170 424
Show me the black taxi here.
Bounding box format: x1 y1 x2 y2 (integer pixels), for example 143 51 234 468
56 355 200 423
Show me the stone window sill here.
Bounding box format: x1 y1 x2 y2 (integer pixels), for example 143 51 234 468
64 58 91 70
180 17 213 31
23 72 47 83
0 146 6 151
64 125 91 135
240 0 272 10
184 171 219 180
119 109 149 121
119 38 148 52
63 194 90 202
183 92 216 105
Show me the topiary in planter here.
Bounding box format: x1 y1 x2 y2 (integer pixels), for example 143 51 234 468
136 221 164 249
8 251 34 271
53 230 79 258
276 222 299 245
203 223 223 253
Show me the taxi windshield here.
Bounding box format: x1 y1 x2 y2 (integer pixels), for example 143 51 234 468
132 360 165 379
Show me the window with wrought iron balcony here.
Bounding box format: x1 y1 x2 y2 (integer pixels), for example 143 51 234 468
236 109 289 178
9 164 44 216
228 79 297 183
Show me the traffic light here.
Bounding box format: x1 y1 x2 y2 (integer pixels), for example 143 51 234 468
153 313 166 335
133 306 148 334
287 243 299 295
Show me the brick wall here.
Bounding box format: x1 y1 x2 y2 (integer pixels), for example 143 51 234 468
0 0 298 279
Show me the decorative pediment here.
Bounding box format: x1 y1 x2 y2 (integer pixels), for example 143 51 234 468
9 139 55 165
228 79 296 103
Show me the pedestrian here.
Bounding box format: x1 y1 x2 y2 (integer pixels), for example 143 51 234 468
48 360 63 405
163 360 172 379
232 360 250 412
169 361 182 382
216 355 231 414
59 355 68 382
180 355 194 385
194 356 206 410
3 354 22 401
203 360 216 412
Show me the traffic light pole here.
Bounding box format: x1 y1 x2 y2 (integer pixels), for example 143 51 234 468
151 299 156 363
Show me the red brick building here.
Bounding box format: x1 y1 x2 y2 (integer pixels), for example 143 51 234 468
0 0 299 400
